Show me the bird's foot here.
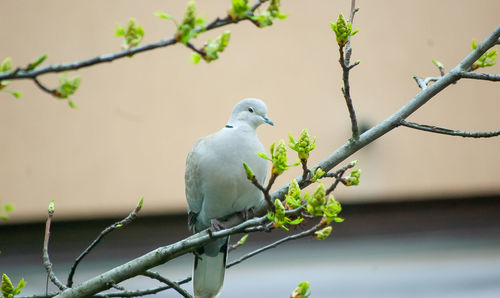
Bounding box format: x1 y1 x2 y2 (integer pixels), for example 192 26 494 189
210 219 226 232
239 208 255 221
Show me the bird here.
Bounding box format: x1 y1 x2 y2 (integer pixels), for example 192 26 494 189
185 98 273 298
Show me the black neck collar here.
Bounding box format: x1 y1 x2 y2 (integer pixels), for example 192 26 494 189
225 124 234 128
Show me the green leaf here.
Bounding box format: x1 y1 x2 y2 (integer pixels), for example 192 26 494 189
115 25 125 37
0 57 12 73
27 53 48 70
256 152 270 160
7 90 22 99
191 53 201 65
4 204 14 212
13 278 26 295
154 11 174 20
471 39 477 50
137 196 144 208
68 100 78 109
136 25 144 37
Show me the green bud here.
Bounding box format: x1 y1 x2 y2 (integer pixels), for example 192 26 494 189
272 139 288 175
289 129 316 161
183 1 196 28
310 167 325 183
291 281 311 298
314 226 332 240
350 160 358 167
323 195 342 224
345 169 361 186
48 199 55 213
307 183 325 216
242 162 255 180
203 31 231 62
137 196 144 208
117 18 145 50
237 234 249 245
432 59 443 69
55 73 81 99
274 199 286 221
330 13 358 47
1 274 14 297
471 39 477 50
229 0 251 20
285 179 302 209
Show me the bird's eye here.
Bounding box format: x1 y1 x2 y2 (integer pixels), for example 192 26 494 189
248 107 254 113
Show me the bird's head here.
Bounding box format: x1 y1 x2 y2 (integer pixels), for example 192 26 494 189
228 98 274 129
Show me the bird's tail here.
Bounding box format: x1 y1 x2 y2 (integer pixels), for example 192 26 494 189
193 237 229 298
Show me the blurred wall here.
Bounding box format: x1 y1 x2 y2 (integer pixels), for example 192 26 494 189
0 0 499 222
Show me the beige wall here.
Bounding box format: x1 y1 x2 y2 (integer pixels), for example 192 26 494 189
1 0 499 223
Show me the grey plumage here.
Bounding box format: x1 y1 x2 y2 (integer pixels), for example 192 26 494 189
185 98 273 298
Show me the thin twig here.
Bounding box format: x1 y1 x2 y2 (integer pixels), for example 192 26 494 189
413 76 428 89
459 71 500 81
338 0 360 140
67 199 143 287
142 271 192 298
33 77 59 97
185 42 206 57
42 203 68 292
300 159 310 181
400 120 500 138
226 220 326 269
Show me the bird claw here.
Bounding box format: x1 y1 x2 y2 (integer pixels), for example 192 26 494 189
239 208 254 221
210 219 226 232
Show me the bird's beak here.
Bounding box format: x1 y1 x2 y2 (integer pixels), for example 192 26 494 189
262 116 274 126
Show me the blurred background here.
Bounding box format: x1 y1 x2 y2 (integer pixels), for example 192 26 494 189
1 0 499 297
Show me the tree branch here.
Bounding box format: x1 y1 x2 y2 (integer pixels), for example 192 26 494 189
400 120 500 138
0 0 269 83
270 24 500 204
338 0 360 140
67 199 143 287
54 213 270 297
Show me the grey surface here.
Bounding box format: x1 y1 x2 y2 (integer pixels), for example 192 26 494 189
5 232 500 298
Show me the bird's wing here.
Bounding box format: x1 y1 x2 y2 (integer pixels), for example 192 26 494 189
185 138 204 231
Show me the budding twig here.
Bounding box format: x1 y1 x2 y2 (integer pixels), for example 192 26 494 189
66 198 144 287
42 201 68 293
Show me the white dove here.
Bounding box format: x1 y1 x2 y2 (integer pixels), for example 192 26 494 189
185 98 273 298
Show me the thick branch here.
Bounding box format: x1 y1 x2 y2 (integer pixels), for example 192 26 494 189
400 120 500 138
269 24 500 205
54 214 270 297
